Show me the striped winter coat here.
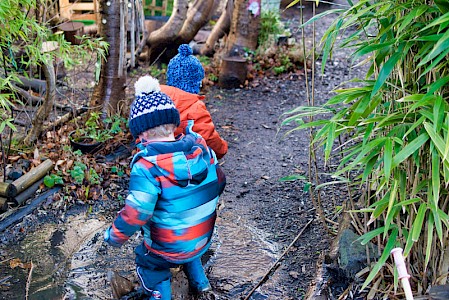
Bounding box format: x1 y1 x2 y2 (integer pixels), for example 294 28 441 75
108 123 225 263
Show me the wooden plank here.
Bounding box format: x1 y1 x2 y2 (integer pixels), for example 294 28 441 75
70 3 95 11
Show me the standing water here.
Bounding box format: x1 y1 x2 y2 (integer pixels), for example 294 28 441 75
1 208 285 299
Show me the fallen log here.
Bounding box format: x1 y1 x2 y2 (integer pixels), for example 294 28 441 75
0 186 61 232
14 178 45 206
0 182 17 198
11 159 53 195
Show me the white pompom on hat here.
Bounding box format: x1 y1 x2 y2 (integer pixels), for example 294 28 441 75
129 75 180 138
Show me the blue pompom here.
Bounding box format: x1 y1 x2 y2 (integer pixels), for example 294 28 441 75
178 44 193 56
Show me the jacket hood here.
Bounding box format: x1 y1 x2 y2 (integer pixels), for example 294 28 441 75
160 85 205 112
132 134 212 187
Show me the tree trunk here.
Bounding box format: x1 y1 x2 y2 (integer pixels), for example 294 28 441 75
145 0 217 63
200 0 233 56
225 0 261 56
23 58 56 145
90 0 126 116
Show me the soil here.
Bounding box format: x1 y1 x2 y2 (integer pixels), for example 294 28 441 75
0 1 365 299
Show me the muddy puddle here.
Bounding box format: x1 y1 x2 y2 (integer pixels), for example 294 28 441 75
0 208 285 299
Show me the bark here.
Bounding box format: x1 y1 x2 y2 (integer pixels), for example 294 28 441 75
23 58 56 145
200 0 233 56
90 0 126 116
146 0 189 48
145 0 217 63
225 0 261 56
175 0 217 44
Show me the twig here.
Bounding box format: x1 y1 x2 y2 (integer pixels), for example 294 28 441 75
243 218 314 300
25 260 34 300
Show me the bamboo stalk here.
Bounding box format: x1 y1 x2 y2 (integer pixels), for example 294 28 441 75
11 159 53 195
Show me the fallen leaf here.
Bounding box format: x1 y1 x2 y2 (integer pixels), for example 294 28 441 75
8 155 21 162
34 148 39 160
289 271 299 279
9 258 32 269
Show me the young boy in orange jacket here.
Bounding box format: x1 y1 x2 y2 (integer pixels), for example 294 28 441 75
161 44 228 159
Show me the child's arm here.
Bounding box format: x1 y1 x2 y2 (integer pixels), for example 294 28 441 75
104 159 160 246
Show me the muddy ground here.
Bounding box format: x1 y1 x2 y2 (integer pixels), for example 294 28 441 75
0 1 363 299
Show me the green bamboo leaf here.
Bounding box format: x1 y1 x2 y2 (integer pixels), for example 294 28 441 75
392 132 429 168
431 203 443 245
437 208 449 228
394 197 421 207
384 181 398 236
357 226 386 245
384 138 392 179
361 228 398 290
419 11 449 32
412 203 427 242
396 5 428 34
432 146 441 208
425 212 434 270
371 44 405 97
324 121 337 161
424 122 449 167
420 47 449 78
362 155 378 182
403 225 414 257
348 94 371 126
426 76 449 96
352 41 394 61
418 30 449 67
433 96 444 132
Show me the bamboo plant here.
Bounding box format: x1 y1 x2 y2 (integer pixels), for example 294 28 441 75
283 0 449 297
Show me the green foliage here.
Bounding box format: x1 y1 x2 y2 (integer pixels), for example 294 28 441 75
44 173 64 188
258 11 284 47
70 161 87 184
72 112 127 143
282 0 449 295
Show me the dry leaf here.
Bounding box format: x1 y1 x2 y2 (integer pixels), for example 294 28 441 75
9 258 32 269
34 148 39 160
8 155 21 162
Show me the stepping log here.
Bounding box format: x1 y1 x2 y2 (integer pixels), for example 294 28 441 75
11 159 53 195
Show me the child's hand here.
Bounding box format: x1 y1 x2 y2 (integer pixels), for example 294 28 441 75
104 227 122 248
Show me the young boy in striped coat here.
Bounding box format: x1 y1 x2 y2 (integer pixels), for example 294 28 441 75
104 76 226 300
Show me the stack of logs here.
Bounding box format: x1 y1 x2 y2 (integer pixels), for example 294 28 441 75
0 159 54 212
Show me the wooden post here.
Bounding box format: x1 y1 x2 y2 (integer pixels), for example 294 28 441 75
11 159 54 195
58 21 85 45
218 56 248 89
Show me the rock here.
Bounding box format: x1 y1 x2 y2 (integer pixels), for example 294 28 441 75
338 229 378 278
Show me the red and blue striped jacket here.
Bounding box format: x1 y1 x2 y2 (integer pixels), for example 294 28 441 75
108 122 225 263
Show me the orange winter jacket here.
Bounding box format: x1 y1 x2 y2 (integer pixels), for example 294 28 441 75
160 85 228 159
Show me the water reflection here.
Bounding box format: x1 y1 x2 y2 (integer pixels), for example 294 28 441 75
1 210 286 299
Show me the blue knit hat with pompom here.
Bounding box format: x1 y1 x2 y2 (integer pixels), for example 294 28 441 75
129 75 180 138
167 44 205 94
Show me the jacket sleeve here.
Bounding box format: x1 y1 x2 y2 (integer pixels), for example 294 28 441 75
106 159 160 246
190 101 228 159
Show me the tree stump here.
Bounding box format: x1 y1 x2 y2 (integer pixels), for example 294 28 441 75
58 21 85 45
218 56 247 89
